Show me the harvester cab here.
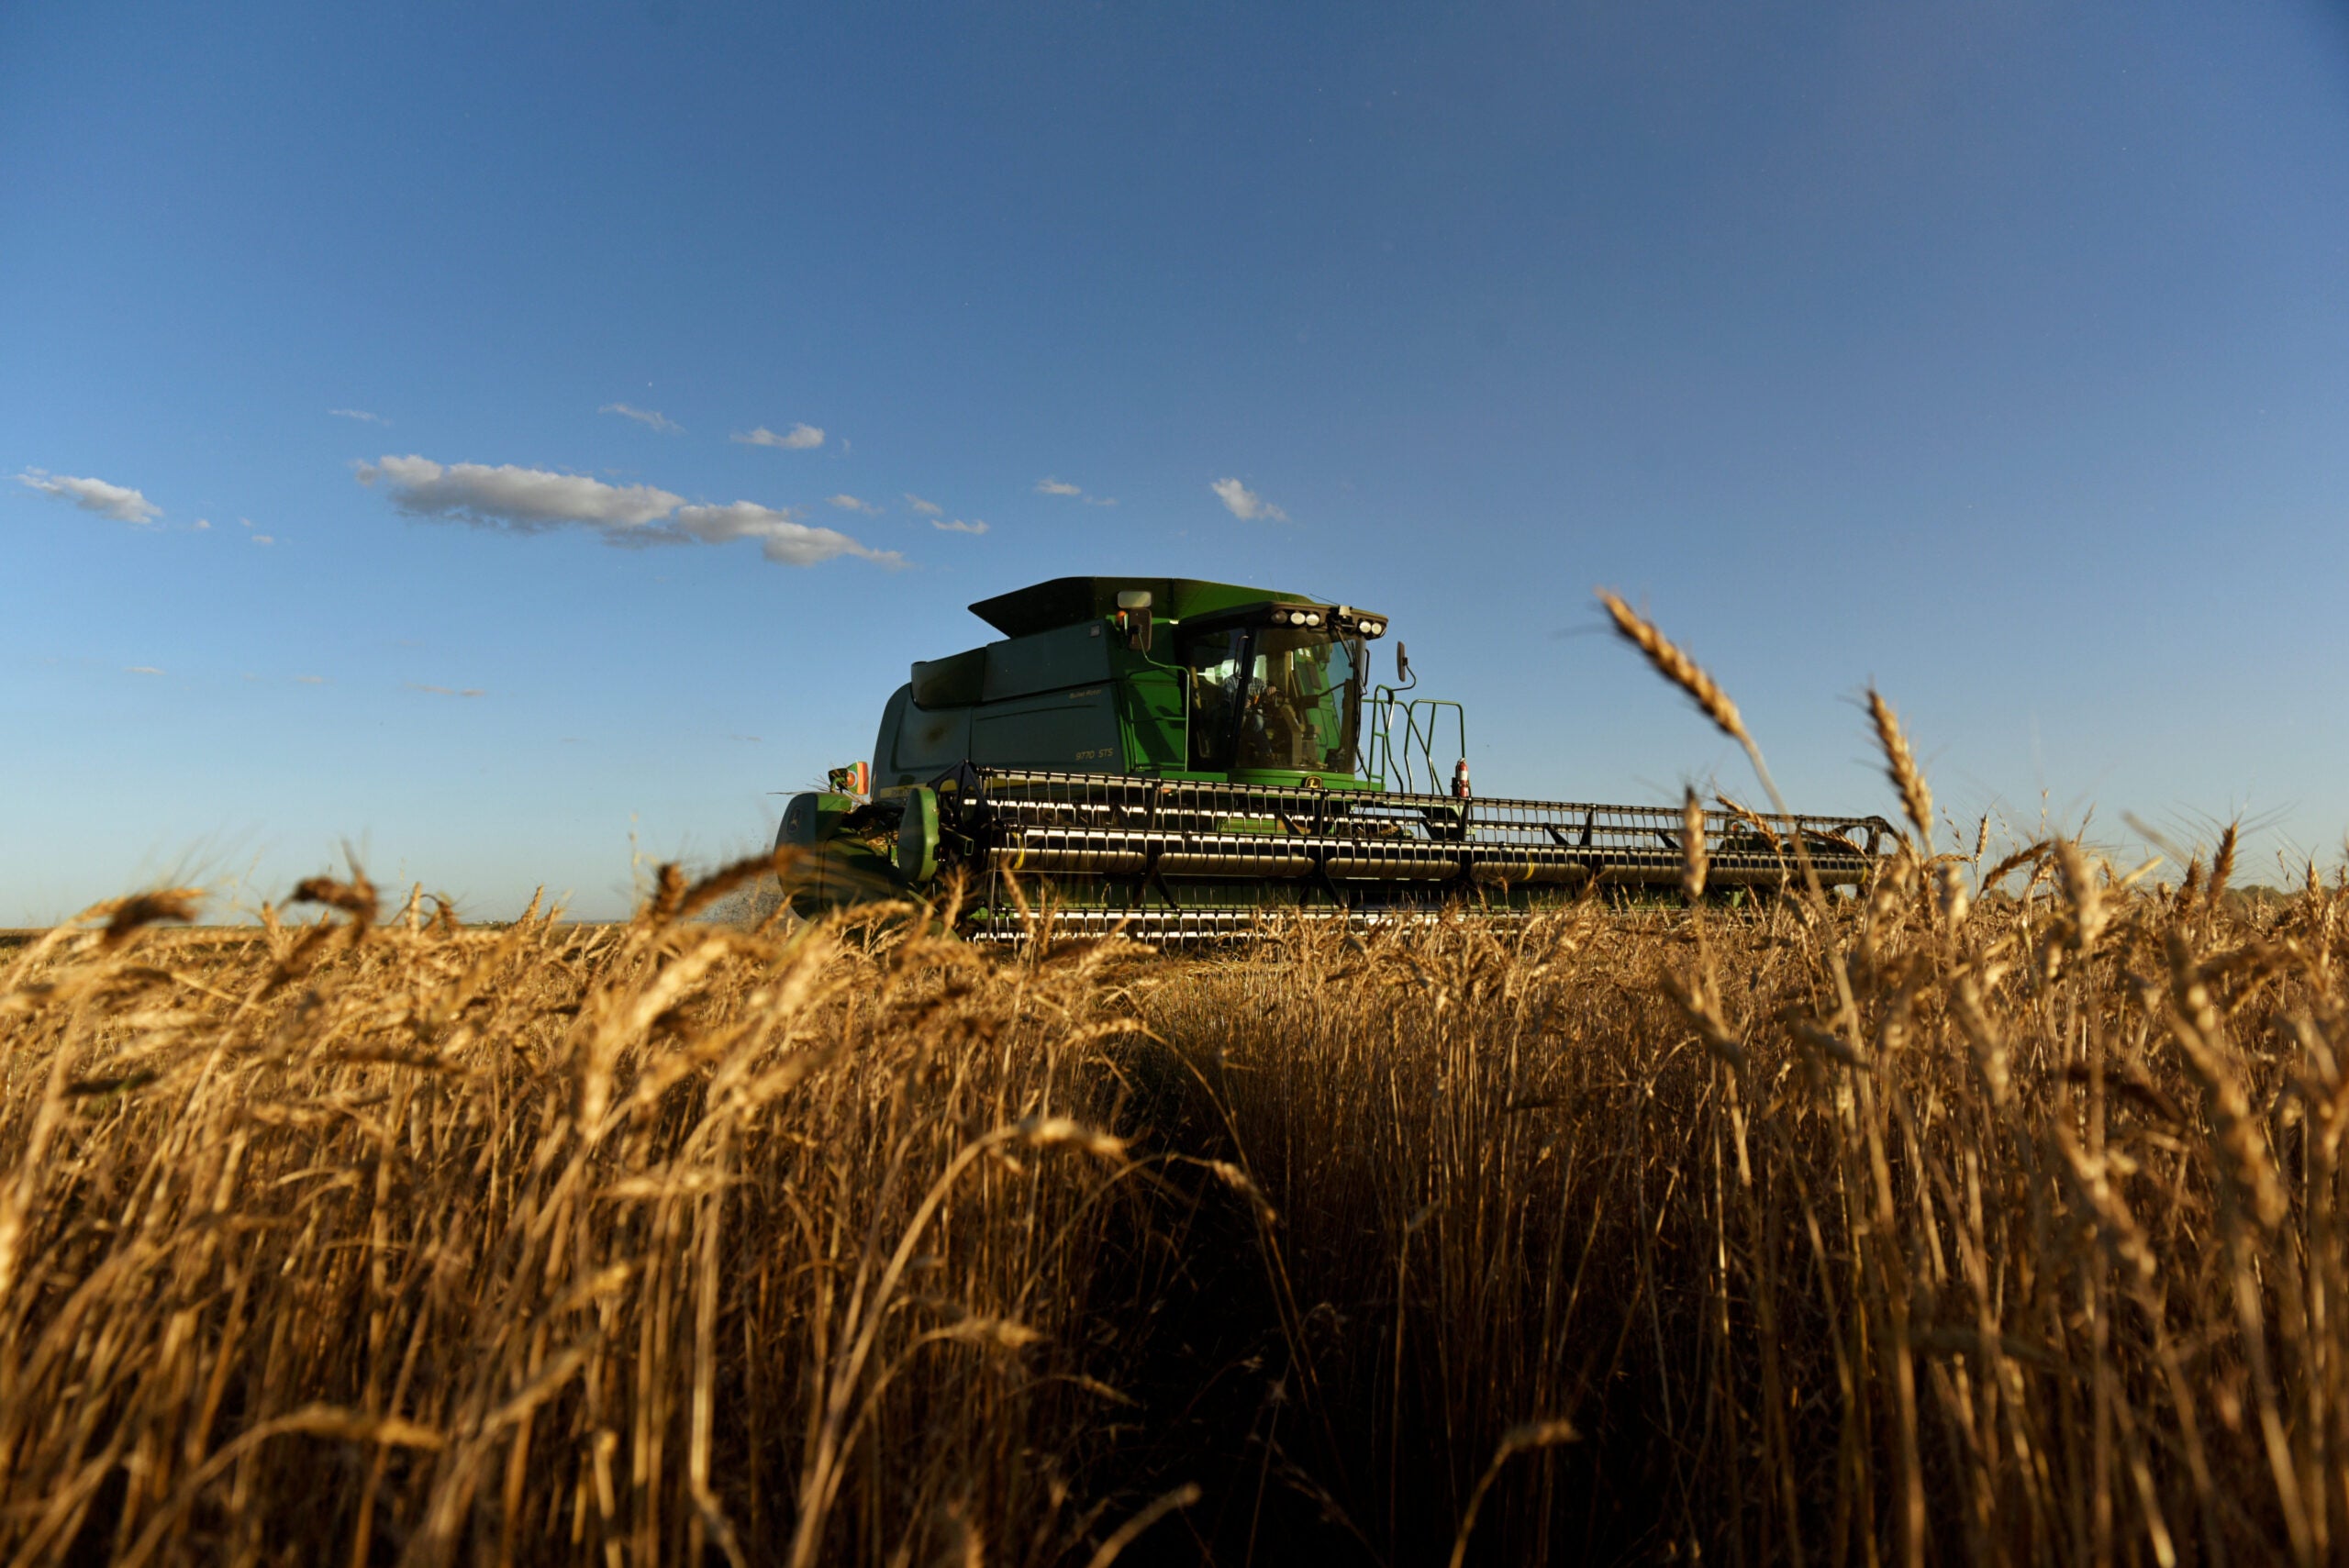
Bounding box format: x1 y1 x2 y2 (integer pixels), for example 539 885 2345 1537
866 576 1393 795
775 575 1890 941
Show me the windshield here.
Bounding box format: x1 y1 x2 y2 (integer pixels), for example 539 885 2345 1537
1179 624 1363 773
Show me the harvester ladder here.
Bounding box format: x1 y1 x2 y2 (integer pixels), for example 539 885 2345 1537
1368 689 1466 795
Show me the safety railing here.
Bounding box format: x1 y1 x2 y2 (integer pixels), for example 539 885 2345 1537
1365 689 1466 795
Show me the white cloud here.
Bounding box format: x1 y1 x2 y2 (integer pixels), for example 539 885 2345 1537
731 423 824 450
357 455 685 529
1037 476 1117 506
17 469 162 524
251 534 275 545
356 453 896 568
405 683 486 698
1211 477 1288 523
827 493 881 516
903 493 943 516
194 518 211 530
126 665 164 675
671 502 903 567
600 403 682 434
296 675 327 684
330 408 388 425
933 517 989 535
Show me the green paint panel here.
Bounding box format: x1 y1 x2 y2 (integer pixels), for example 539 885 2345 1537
981 620 1114 702
1118 669 1188 770
909 647 986 706
971 688 1122 771
890 692 971 781
870 686 910 784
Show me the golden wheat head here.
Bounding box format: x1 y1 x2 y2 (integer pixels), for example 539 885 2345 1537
1865 687 1933 848
1597 590 1749 747
1681 786 1709 904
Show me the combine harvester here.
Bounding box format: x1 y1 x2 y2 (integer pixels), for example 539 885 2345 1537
777 577 1890 943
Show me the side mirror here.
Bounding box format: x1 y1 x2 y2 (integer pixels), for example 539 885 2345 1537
1396 641 1411 684
1115 589 1153 653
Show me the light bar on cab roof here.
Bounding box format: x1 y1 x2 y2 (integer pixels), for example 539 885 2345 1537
1266 604 1387 637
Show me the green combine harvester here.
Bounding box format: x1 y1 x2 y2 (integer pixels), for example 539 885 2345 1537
777 576 1890 943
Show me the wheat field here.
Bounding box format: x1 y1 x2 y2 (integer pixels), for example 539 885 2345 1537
6 618 2346 1565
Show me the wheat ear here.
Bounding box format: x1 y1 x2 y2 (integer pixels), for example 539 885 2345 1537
1598 591 1749 747
1865 687 1933 849
2208 823 2238 906
1682 787 1709 904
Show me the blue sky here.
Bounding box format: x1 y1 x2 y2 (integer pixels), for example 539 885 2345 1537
6 1 2348 920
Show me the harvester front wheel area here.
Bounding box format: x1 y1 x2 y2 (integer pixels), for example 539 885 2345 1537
896 786 941 887
775 790 902 916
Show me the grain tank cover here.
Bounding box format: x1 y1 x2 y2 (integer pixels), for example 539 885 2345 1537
967 577 1310 637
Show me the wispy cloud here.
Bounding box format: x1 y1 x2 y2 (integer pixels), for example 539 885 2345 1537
933 517 989 535
731 423 824 450
17 469 162 524
903 493 942 516
405 682 486 698
126 665 164 676
827 493 881 516
359 455 686 529
251 534 275 546
668 501 901 566
1037 475 1117 506
330 408 389 425
601 403 682 434
356 453 897 567
296 675 328 684
1211 477 1288 523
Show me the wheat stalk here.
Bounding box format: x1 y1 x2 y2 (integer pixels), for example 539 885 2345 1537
0 813 2336 1568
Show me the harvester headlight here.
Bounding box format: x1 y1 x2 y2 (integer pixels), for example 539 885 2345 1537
1304 612 1322 627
